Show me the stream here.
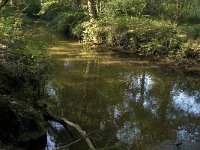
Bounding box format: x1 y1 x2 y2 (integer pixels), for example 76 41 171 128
31 24 200 150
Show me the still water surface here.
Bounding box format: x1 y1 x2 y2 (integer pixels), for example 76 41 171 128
33 25 200 150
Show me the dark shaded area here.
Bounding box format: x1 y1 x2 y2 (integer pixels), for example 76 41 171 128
0 97 46 144
0 97 21 144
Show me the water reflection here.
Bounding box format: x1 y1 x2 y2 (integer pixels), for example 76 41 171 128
177 128 199 141
46 122 71 150
46 132 56 150
35 24 200 149
173 91 200 115
46 122 65 150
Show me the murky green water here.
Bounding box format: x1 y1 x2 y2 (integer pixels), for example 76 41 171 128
32 25 200 150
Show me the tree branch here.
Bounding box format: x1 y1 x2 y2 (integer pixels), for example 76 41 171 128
42 110 96 150
53 131 96 150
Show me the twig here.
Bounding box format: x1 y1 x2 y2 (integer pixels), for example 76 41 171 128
62 118 96 150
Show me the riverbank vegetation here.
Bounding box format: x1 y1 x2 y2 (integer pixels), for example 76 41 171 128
2 0 199 66
0 1 96 149
0 4 51 148
41 0 200 67
0 0 200 149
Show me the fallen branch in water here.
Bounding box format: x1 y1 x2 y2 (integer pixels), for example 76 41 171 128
53 131 96 150
42 110 96 150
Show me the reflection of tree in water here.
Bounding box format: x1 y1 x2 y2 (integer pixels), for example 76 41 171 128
47 55 200 149
113 71 200 149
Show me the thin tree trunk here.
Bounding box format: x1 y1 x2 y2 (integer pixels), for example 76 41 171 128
11 0 17 7
145 0 153 14
88 0 97 20
0 0 10 9
176 0 180 22
75 0 82 10
156 0 161 10
140 73 145 104
96 0 101 14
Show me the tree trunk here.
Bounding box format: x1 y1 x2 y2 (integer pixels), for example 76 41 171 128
176 0 180 22
140 73 145 104
11 0 17 7
87 0 97 20
156 0 161 9
0 0 10 9
75 0 82 10
145 0 153 14
96 0 101 14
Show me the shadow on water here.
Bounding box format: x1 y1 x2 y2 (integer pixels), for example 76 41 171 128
29 24 200 150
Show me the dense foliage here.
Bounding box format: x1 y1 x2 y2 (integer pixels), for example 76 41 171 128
0 0 199 148
20 0 41 15
0 0 199 114
0 5 52 147
0 1 199 113
35 0 199 63
0 11 51 101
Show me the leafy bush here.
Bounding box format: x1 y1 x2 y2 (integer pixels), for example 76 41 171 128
71 23 86 39
20 0 41 16
180 24 200 39
0 17 21 45
21 15 33 25
179 41 200 60
102 0 146 17
51 12 88 37
41 0 79 20
83 17 182 56
152 1 200 23
41 2 68 20
0 16 51 99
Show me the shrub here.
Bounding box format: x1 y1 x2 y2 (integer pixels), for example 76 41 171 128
102 0 146 17
51 12 88 36
21 15 33 25
83 17 182 57
180 24 200 39
71 22 86 39
0 16 51 99
179 41 200 60
41 0 79 20
20 0 41 16
41 2 68 20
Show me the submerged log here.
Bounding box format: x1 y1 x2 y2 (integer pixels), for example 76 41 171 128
42 109 96 150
